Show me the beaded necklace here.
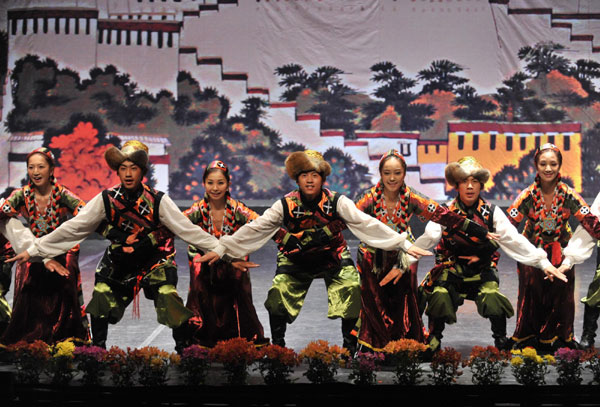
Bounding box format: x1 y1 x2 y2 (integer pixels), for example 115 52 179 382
373 181 411 233
530 174 566 247
23 180 63 237
198 191 236 237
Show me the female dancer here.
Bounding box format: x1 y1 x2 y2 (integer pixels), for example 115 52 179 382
0 147 89 344
508 143 600 350
353 150 492 351
182 160 267 347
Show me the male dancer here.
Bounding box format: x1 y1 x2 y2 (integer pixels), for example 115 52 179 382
204 150 432 354
414 156 564 351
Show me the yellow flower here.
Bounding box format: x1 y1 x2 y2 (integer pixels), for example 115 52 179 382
510 349 522 356
544 355 555 364
511 356 524 366
53 340 75 358
522 347 537 359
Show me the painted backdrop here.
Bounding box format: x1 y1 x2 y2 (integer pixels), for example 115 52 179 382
1 0 600 203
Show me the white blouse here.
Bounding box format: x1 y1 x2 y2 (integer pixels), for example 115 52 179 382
411 204 552 270
562 192 600 268
217 194 413 259
25 191 224 259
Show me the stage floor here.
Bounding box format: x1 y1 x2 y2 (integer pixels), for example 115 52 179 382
6 233 598 357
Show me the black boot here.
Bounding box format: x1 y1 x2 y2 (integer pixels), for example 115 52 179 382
341 318 358 358
490 316 509 350
269 314 287 348
91 316 109 349
172 321 190 355
581 304 600 349
426 317 445 358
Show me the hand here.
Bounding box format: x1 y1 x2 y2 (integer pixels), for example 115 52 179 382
379 267 404 286
195 251 220 265
486 232 500 241
458 255 480 265
231 261 260 273
122 246 134 254
406 245 432 259
543 265 568 283
45 259 69 277
125 232 139 245
6 250 31 265
556 264 571 275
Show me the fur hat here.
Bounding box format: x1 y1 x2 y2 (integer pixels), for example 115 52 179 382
285 150 331 180
104 140 149 173
445 156 490 187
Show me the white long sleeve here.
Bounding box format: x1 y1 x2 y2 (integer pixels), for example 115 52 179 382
218 195 409 259
0 217 36 254
30 191 224 259
562 192 600 267
412 206 551 270
30 194 106 259
157 195 224 257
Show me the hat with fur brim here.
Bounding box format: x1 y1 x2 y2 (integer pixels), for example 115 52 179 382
285 150 331 180
445 156 490 187
104 140 149 173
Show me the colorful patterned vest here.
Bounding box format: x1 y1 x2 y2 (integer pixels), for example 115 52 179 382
436 197 499 273
101 184 175 273
279 189 348 271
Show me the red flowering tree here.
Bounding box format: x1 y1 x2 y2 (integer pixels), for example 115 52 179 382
50 121 119 201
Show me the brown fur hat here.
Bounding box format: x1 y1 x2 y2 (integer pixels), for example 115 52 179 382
445 156 490 187
104 140 149 173
285 150 331 180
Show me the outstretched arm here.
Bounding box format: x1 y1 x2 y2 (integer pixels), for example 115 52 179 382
562 192 600 268
337 195 432 258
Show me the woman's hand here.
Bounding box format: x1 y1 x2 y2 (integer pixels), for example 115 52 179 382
195 251 220 265
543 265 568 283
45 259 69 277
231 261 260 273
6 250 31 265
406 245 432 259
486 232 500 241
379 267 404 286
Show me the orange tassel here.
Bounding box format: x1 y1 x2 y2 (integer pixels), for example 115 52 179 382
132 275 143 319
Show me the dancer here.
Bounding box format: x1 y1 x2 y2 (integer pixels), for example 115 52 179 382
203 150 432 354
9 141 232 352
0 233 14 337
353 149 492 351
183 160 267 347
415 156 565 352
508 143 600 350
0 148 89 344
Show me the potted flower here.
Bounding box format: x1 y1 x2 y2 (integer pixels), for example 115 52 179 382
105 346 137 387
429 347 462 385
554 347 585 386
256 344 299 385
382 339 428 385
210 337 260 385
46 339 76 385
298 340 349 384
510 347 554 386
348 351 385 386
129 346 177 386
178 345 211 385
6 340 51 384
464 345 510 386
74 345 108 386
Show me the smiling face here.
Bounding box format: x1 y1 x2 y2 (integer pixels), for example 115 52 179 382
27 153 53 189
203 169 229 204
117 160 143 191
535 150 561 184
297 170 323 200
457 176 482 207
380 156 406 195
